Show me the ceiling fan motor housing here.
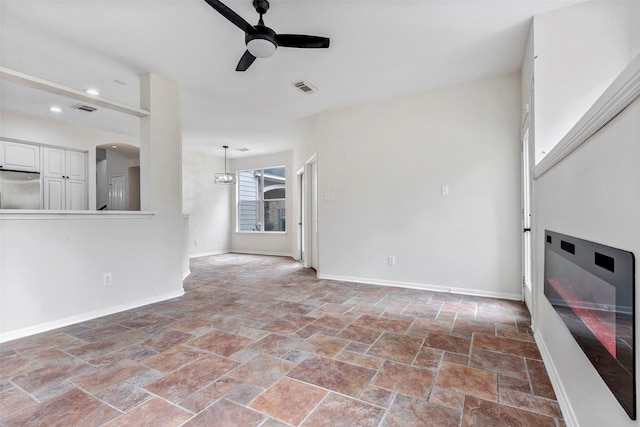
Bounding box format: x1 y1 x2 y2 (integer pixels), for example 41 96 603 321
253 0 270 15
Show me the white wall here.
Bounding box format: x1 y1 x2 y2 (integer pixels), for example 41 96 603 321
309 73 522 299
230 151 294 257
291 115 321 261
0 73 185 341
527 3 640 423
183 149 232 258
535 97 640 426
292 115 320 173
533 0 636 163
633 0 640 58
521 22 535 122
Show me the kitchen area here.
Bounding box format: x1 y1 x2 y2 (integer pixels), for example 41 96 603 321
0 138 88 210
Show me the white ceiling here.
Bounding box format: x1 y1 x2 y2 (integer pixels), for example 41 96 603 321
0 0 580 158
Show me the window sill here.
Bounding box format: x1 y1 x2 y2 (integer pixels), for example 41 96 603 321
235 231 287 235
0 210 155 220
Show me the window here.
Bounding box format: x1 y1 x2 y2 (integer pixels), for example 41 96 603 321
238 167 286 232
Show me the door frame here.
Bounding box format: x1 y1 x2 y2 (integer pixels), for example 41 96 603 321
309 156 318 270
521 100 535 328
296 167 305 263
298 153 318 270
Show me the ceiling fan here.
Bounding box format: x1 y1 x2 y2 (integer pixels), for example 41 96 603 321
204 0 330 71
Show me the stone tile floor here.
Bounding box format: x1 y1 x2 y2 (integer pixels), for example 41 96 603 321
0 254 564 426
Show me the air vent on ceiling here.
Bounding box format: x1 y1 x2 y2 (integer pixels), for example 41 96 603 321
71 103 97 112
236 148 250 152
292 81 317 94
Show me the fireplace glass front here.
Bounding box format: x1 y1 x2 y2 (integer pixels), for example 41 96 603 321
544 230 635 419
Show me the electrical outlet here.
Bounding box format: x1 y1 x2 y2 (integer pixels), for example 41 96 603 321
441 185 450 196
387 256 396 266
103 273 112 287
194 239 199 246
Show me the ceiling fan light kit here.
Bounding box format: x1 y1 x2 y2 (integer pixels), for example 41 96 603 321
246 32 277 58
204 0 330 71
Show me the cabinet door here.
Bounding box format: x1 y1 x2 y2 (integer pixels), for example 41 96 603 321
43 177 65 210
43 147 65 177
66 179 87 210
66 151 87 181
1 141 40 172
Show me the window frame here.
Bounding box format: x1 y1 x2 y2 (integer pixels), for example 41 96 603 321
236 166 287 234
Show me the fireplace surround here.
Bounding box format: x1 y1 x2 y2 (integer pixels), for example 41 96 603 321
544 230 636 419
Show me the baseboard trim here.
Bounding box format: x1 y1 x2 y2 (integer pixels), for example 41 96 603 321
534 330 579 427
230 250 293 258
0 289 185 343
317 274 522 301
189 250 230 259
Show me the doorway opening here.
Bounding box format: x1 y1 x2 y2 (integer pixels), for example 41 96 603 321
522 117 534 319
96 144 140 210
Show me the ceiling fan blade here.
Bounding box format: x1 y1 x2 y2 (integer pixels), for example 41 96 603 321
204 0 257 34
276 34 330 49
236 50 257 71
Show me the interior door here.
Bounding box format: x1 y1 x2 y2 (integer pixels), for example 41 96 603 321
522 123 533 314
298 168 306 263
109 174 125 210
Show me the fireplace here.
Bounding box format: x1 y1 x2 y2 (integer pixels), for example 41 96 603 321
544 230 636 419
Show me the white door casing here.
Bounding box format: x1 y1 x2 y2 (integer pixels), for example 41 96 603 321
310 158 318 270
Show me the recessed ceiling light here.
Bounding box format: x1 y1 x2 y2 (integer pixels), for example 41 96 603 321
48 106 62 113
237 148 250 152
85 88 100 96
111 145 118 149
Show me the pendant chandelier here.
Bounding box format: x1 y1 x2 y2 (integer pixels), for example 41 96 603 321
214 145 237 185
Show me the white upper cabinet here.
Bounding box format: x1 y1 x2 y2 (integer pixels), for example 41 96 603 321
66 150 87 180
0 141 40 172
43 148 87 179
42 147 88 210
43 147 65 177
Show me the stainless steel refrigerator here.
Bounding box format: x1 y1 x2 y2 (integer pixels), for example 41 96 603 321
0 169 41 209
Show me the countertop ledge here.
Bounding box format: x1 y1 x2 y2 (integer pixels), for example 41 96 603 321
0 210 156 220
